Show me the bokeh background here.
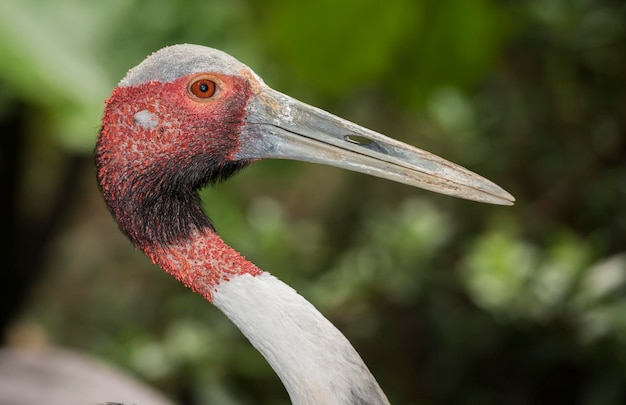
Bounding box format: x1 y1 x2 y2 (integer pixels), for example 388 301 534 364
1 0 625 404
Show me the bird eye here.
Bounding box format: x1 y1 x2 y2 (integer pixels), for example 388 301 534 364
188 78 217 99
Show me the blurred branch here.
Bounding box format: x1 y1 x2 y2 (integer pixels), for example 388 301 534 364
0 103 88 342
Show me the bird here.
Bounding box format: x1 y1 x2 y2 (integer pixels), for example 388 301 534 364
0 346 172 405
95 44 514 405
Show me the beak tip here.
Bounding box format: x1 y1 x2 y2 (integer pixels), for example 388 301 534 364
468 182 515 206
492 191 516 206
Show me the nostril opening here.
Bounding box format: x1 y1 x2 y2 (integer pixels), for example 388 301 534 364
344 135 373 146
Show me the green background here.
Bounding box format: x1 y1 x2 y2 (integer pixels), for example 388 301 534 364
1 0 625 403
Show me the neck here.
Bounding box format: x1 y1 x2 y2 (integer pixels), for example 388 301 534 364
143 228 262 302
147 228 389 404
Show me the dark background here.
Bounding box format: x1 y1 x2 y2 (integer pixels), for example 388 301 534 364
1 0 625 404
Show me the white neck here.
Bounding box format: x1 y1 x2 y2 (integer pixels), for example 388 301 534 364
213 272 389 405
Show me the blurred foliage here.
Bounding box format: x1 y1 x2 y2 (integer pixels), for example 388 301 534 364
1 0 625 404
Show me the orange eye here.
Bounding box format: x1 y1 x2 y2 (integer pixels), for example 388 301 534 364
188 78 217 99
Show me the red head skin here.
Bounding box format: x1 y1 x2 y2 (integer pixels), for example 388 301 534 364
96 73 262 302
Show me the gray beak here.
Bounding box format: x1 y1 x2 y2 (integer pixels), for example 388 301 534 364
236 86 514 206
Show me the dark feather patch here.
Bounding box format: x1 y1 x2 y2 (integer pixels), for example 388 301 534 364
96 136 249 249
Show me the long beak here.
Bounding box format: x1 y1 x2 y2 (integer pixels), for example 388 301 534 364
236 86 515 206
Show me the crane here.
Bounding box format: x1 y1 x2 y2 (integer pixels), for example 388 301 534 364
95 44 514 404
0 346 172 405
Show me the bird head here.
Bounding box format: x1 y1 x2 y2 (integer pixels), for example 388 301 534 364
96 44 513 250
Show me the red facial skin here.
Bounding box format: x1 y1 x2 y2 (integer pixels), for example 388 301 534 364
96 72 262 302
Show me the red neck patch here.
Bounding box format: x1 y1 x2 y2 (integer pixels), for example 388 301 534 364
145 228 263 303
